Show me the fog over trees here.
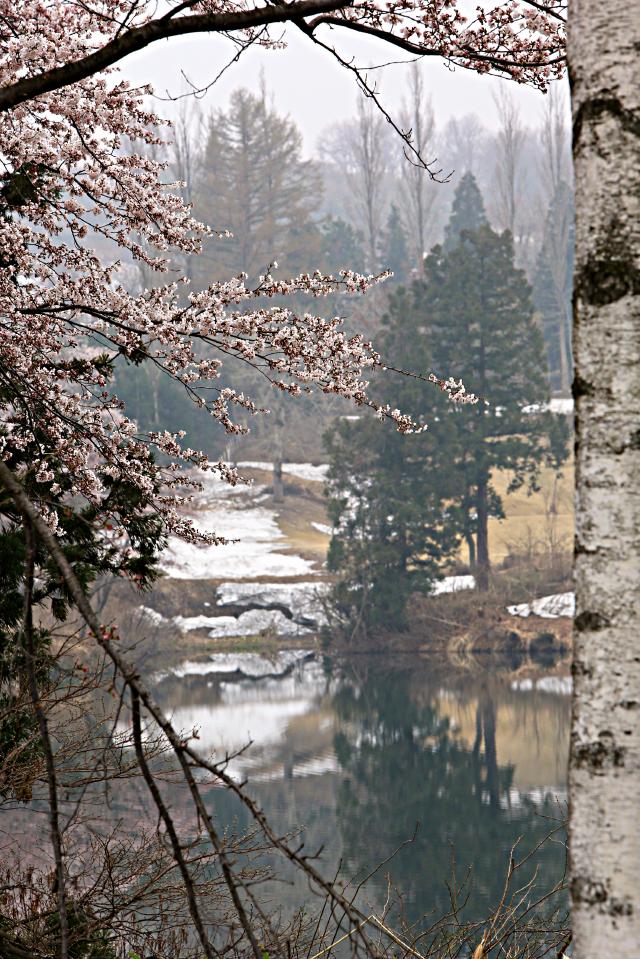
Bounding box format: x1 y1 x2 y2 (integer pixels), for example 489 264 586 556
0 2 638 958
117 76 574 463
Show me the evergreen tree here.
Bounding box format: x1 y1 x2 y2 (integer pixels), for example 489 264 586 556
442 171 488 252
418 183 567 588
195 88 323 283
380 203 409 282
325 176 567 627
320 215 366 275
324 283 464 637
325 406 462 636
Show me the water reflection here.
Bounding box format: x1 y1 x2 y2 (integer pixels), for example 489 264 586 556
154 653 569 922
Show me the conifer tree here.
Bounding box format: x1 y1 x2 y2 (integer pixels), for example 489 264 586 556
380 203 410 282
196 88 323 283
442 171 488 252
420 179 566 588
320 216 366 275
325 395 462 636
326 175 567 624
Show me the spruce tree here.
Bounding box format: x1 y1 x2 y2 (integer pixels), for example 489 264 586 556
325 174 568 627
442 171 488 252
320 216 366 275
380 203 410 282
418 180 566 588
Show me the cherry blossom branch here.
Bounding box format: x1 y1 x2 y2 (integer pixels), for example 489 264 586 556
0 0 351 113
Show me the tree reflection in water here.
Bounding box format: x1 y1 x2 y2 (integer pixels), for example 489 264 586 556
331 661 567 923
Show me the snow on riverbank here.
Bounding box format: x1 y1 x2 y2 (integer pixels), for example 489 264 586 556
217 581 329 625
431 574 475 595
160 489 315 580
507 592 574 619
161 508 314 579
522 398 573 416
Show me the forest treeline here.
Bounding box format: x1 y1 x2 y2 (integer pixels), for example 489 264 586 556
116 73 574 462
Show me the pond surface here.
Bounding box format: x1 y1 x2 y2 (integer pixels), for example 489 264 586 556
153 650 569 925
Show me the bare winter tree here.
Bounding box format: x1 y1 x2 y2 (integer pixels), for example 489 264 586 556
539 82 572 201
569 0 640 954
492 85 526 240
441 113 487 177
324 96 392 272
536 81 573 392
398 64 437 269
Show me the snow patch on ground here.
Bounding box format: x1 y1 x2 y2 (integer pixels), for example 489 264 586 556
160 500 314 580
208 608 310 638
217 581 329 626
173 614 235 633
138 606 167 626
522 398 573 416
311 522 333 536
507 592 574 619
431 574 476 595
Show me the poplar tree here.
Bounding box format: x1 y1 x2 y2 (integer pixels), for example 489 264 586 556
532 182 574 393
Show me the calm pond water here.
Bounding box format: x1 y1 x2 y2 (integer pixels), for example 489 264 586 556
153 650 569 925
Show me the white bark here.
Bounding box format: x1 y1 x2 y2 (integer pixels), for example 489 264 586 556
569 0 640 954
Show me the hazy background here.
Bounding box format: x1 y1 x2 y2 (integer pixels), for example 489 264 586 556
121 25 566 156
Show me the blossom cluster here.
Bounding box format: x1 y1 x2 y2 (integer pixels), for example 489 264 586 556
0 0 560 565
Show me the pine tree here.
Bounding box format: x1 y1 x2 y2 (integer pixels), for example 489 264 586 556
195 88 323 283
380 203 410 282
442 171 488 252
320 215 366 275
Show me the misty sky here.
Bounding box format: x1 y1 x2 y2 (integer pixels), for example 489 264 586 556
122 26 567 160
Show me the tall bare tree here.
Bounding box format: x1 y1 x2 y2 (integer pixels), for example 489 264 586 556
539 82 571 201
535 81 573 392
569 0 640 954
398 64 437 269
323 96 392 272
492 86 526 239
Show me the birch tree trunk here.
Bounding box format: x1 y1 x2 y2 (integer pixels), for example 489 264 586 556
569 0 640 953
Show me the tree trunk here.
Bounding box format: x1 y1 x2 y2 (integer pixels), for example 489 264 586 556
568 1 640 954
466 528 476 569
272 422 284 503
481 691 499 809
475 472 490 590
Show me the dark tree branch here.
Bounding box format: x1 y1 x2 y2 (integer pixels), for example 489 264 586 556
0 0 350 112
0 458 376 959
21 525 69 959
130 687 219 959
305 15 565 73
